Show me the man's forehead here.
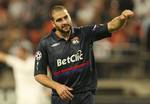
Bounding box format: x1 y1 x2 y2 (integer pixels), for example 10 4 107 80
52 9 69 19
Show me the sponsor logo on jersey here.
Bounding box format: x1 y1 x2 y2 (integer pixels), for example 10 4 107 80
57 50 83 67
51 43 60 47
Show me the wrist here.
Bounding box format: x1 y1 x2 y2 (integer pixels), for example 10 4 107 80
120 13 127 20
53 81 62 90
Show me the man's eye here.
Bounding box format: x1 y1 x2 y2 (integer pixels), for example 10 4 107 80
56 18 62 22
64 16 68 19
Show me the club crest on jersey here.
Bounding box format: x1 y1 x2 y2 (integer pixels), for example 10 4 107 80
35 51 42 60
71 37 80 45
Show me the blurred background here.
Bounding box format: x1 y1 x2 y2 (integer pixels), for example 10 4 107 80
0 0 150 104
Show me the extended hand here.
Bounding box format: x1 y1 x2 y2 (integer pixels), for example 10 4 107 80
121 10 134 19
55 84 74 102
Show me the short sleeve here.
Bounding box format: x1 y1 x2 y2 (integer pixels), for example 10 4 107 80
34 41 48 76
81 24 112 42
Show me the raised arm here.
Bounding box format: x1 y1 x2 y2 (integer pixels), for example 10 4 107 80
107 10 134 32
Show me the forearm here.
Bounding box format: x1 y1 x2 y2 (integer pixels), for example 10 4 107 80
107 10 134 32
35 74 61 90
35 74 74 101
107 14 127 32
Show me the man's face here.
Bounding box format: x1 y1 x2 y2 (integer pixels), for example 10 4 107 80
51 9 72 34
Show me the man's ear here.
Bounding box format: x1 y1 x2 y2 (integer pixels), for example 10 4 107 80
51 20 55 28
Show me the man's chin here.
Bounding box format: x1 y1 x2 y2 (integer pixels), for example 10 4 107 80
61 29 71 33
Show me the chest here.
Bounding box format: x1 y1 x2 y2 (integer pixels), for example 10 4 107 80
47 37 84 58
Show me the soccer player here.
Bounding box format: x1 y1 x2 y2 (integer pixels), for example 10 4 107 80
0 40 49 104
34 5 134 104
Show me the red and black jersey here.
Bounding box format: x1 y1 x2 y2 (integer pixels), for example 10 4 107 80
34 24 111 95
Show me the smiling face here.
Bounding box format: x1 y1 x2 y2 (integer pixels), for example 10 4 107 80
51 8 72 34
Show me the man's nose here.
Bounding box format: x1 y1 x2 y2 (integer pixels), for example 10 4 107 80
62 19 68 24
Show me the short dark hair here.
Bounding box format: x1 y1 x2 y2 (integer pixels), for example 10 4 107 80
49 5 66 20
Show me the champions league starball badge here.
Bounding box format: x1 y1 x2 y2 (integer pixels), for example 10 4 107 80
35 51 42 60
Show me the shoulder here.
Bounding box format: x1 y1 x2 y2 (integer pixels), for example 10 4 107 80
5 55 20 66
40 33 51 42
73 27 82 35
39 33 52 46
74 25 95 32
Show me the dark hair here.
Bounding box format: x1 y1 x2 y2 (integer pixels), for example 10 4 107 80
49 5 66 20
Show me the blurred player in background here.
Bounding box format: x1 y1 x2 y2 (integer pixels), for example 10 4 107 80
0 40 49 104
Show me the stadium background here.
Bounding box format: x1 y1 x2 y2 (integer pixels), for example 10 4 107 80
0 0 150 104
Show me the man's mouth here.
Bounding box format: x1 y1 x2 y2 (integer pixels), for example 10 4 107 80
62 24 70 28
62 25 70 30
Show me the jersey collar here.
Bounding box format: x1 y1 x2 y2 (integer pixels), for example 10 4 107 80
51 28 75 41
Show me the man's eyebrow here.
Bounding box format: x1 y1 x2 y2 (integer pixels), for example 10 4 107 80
62 15 68 18
56 18 62 22
56 15 68 22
